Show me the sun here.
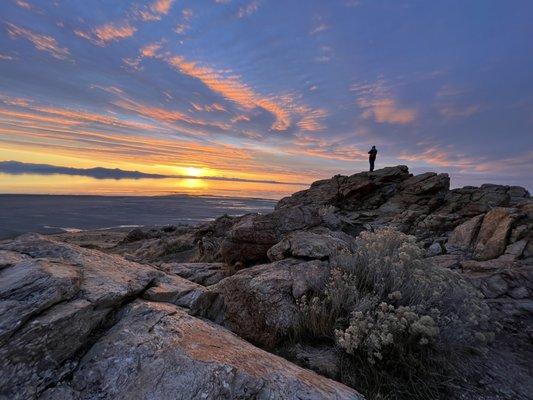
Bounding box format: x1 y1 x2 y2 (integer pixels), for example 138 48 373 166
184 167 204 177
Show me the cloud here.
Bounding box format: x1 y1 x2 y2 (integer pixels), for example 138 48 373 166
190 102 226 113
352 80 417 124
166 55 291 130
360 98 416 124
436 85 481 119
138 0 174 21
292 134 366 161
5 22 70 59
310 23 329 35
237 0 260 18
439 104 480 118
140 43 162 57
175 8 194 34
0 93 30 106
75 22 136 46
398 146 474 169
14 0 33 10
0 54 15 61
296 108 328 132
315 45 333 63
93 22 136 43
113 97 231 131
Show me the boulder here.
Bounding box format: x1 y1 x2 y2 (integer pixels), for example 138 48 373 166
191 259 330 347
160 262 227 286
447 214 484 250
41 301 362 400
267 228 357 261
122 227 146 242
473 208 517 260
0 234 183 398
427 242 444 256
219 206 322 266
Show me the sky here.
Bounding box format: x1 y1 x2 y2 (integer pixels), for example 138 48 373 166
0 0 532 195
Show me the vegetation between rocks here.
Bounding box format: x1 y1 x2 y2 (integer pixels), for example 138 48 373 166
296 228 494 399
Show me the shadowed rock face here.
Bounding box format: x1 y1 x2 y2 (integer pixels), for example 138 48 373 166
0 235 362 400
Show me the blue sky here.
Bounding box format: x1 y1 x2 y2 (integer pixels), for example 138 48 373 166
0 0 532 190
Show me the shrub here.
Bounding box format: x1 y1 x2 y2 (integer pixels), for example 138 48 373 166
295 228 492 399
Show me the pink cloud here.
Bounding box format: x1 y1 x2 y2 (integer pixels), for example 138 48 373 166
360 98 416 124
352 80 417 124
5 23 70 60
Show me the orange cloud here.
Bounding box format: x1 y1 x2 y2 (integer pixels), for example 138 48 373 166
140 43 162 57
296 108 328 132
167 55 290 130
94 23 136 43
398 146 474 169
138 0 174 21
5 23 70 59
113 98 231 131
76 22 136 46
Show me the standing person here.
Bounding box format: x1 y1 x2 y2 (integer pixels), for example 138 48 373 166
368 145 377 172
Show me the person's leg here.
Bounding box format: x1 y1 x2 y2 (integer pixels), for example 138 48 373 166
370 159 374 171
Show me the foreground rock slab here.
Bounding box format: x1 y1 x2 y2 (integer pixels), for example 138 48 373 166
0 234 362 400
42 300 362 400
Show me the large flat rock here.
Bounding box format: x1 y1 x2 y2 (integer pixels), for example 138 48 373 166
42 300 362 400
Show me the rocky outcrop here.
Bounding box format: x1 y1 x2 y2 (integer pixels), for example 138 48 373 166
192 259 330 347
196 166 530 267
0 234 362 400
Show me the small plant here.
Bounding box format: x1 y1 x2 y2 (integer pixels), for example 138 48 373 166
295 228 492 399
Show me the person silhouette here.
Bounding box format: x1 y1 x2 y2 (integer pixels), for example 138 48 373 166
368 146 377 172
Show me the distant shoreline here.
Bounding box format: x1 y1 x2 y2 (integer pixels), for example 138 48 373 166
0 192 280 202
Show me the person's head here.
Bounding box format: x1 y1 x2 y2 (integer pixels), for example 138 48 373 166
371 145 376 149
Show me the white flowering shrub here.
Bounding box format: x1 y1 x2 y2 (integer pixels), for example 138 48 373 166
296 228 493 399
